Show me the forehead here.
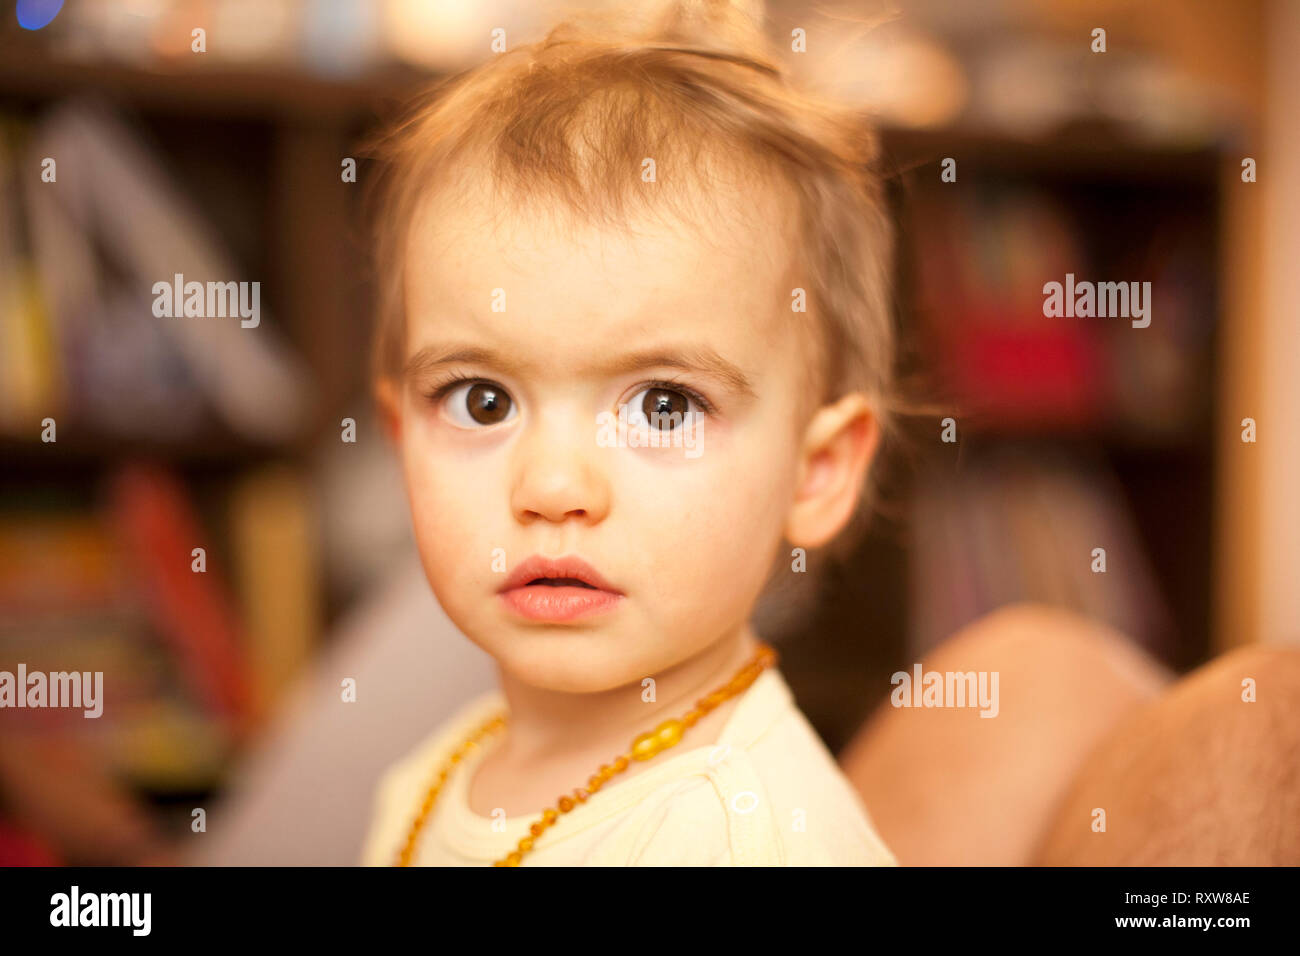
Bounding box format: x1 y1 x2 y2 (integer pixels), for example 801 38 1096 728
401 174 801 368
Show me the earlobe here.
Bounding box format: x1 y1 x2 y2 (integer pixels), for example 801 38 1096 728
375 376 403 444
784 393 880 549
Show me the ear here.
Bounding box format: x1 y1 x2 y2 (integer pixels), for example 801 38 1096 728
374 375 403 445
783 392 881 549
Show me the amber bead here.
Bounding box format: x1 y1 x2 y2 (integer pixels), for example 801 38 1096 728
655 719 684 749
631 730 661 761
396 644 778 867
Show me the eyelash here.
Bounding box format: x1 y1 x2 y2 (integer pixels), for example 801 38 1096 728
420 372 716 416
420 372 483 406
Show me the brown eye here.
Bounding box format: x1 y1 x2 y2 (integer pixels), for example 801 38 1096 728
639 387 691 431
442 381 515 428
466 383 511 424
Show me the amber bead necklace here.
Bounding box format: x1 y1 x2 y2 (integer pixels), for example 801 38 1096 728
396 642 778 866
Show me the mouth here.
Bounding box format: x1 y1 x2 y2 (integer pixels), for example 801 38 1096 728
498 555 624 622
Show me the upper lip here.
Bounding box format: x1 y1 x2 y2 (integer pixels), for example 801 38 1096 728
499 554 622 594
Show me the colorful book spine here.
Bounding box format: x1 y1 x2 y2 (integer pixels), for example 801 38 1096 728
108 464 257 737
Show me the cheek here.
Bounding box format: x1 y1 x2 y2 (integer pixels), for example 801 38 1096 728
399 430 500 591
618 431 795 620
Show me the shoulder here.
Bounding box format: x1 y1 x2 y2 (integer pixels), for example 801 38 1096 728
618 739 896 867
743 697 898 866
722 667 898 865
358 689 504 866
615 749 784 866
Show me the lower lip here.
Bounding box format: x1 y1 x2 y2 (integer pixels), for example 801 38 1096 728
499 585 623 622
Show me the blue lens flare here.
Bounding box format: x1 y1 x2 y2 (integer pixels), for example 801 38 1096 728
17 0 65 31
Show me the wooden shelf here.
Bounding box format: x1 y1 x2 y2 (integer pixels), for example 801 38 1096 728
880 123 1223 185
953 423 1214 456
0 432 284 474
0 42 432 121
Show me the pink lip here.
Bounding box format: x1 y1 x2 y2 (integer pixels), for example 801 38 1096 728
498 554 624 623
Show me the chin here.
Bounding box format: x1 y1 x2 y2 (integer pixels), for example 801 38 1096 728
490 632 654 695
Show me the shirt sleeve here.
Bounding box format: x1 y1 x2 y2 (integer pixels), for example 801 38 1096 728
358 763 405 866
625 750 787 866
356 698 499 866
625 777 734 866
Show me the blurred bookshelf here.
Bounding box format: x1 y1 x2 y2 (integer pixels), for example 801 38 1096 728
782 126 1224 753
0 46 422 119
0 36 422 862
0 35 1244 852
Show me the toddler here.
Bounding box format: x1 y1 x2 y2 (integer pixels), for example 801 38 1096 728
360 0 899 866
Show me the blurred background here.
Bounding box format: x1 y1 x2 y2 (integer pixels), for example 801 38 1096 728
0 0 1296 865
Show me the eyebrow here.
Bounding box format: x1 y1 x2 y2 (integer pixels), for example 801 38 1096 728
403 343 757 398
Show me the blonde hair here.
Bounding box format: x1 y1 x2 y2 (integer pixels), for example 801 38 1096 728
364 0 900 542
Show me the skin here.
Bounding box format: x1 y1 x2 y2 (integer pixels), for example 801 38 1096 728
377 178 880 819
839 602 1172 865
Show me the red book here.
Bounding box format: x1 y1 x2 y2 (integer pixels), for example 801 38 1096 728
939 311 1106 429
0 818 61 866
109 464 256 737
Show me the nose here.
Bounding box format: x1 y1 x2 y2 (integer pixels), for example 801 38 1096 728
509 408 611 525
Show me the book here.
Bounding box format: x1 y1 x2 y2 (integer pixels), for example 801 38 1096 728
19 100 312 443
108 463 257 737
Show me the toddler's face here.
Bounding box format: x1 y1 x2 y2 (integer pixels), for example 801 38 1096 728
389 184 833 693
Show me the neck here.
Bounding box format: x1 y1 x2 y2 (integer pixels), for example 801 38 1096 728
492 624 764 763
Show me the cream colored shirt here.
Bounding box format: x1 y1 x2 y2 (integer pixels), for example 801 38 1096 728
360 666 897 866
